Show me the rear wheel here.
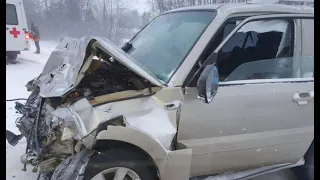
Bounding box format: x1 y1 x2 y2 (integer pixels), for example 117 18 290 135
293 142 314 180
6 51 18 60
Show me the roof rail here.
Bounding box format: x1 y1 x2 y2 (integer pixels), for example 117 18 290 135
248 0 314 6
277 0 314 6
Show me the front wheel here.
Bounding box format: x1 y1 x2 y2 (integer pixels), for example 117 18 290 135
51 144 159 180
6 51 18 60
90 167 143 180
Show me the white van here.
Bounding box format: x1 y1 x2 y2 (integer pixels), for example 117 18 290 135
6 0 30 60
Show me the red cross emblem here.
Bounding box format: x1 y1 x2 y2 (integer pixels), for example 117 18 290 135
9 27 20 38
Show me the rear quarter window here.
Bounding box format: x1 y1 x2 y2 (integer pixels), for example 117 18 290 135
6 4 18 25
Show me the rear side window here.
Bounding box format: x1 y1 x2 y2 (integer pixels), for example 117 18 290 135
6 4 18 25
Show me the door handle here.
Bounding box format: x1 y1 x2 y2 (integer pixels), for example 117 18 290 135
293 91 314 106
6 27 9 30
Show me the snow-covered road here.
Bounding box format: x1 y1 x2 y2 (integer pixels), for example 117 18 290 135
6 41 296 180
6 41 57 179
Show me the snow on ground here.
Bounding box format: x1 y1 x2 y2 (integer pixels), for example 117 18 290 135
6 41 296 180
6 41 57 179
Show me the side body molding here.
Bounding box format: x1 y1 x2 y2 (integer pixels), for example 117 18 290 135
96 126 192 180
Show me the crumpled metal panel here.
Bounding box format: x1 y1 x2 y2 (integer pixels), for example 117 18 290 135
51 98 113 139
51 96 177 150
125 107 177 150
38 36 162 98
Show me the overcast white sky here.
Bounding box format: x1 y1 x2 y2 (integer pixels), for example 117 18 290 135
130 0 314 13
130 0 150 14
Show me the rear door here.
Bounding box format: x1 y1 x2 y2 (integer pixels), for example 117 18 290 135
6 0 27 51
178 14 314 176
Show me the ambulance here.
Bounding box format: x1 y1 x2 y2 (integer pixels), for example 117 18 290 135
6 0 30 60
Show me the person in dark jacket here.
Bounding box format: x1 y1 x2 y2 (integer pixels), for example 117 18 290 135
30 20 40 54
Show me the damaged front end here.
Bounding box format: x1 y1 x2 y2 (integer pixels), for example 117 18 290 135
11 36 185 178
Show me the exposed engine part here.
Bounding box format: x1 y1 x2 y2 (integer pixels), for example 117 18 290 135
6 98 28 101
38 158 62 173
15 96 73 170
75 57 148 99
6 130 23 146
20 153 37 164
45 50 150 107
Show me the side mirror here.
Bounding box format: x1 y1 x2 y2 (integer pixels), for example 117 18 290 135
197 64 219 104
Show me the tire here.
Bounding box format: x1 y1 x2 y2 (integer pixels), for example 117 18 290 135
51 142 159 180
39 173 52 180
293 142 314 180
6 51 18 60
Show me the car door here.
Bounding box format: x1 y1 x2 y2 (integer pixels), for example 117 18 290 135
177 14 314 177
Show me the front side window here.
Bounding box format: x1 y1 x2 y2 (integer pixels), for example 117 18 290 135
6 4 18 25
216 19 305 82
127 11 217 82
185 18 244 87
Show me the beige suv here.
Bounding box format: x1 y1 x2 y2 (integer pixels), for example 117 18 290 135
8 3 313 180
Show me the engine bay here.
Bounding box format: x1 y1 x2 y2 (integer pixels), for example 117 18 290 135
48 47 153 107
78 60 146 95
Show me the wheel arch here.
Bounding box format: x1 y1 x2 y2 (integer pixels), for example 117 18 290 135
93 139 161 178
96 125 192 180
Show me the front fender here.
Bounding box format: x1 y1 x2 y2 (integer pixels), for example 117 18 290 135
96 126 192 180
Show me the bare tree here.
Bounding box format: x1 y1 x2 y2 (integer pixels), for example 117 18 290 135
23 0 144 45
22 0 258 45
150 0 252 13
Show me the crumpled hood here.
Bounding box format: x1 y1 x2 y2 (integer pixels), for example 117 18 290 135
37 36 163 98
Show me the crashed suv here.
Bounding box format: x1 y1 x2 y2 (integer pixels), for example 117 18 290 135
7 4 314 180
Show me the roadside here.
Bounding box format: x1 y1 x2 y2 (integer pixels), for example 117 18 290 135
6 42 56 178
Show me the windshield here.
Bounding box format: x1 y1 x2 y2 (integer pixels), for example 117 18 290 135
127 11 216 83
